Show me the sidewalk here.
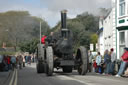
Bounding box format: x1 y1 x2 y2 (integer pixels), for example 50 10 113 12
86 72 128 81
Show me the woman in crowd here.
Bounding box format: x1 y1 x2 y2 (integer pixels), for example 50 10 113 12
96 52 102 73
104 50 111 75
11 56 16 71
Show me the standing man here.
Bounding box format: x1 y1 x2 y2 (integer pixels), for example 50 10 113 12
115 47 128 77
7 56 11 70
17 55 23 69
22 54 25 67
110 48 116 75
27 54 31 65
88 51 93 72
11 56 16 71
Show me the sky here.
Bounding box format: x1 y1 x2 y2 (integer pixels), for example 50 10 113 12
0 0 112 27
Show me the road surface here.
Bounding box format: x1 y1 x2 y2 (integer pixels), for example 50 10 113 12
1 63 128 85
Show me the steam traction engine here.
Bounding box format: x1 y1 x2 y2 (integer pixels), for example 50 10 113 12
36 10 88 76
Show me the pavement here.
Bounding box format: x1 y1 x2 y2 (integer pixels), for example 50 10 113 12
0 63 128 85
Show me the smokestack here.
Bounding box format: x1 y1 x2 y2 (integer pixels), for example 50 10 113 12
61 10 67 29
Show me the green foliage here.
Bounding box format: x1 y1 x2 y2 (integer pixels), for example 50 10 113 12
19 39 39 54
77 12 99 32
0 11 50 48
90 34 98 44
0 52 16 55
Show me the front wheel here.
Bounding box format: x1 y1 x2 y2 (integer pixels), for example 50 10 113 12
46 46 54 76
76 46 88 75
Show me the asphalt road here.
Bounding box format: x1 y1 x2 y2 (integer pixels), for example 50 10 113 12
1 63 128 85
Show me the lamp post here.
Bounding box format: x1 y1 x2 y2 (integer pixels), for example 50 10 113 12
40 21 41 44
39 15 46 44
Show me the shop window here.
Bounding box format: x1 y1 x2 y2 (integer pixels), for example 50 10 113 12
119 31 125 58
119 0 125 16
119 31 125 45
119 46 125 57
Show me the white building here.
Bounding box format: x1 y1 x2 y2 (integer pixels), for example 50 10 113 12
98 17 104 56
116 0 128 59
98 0 128 59
98 0 116 56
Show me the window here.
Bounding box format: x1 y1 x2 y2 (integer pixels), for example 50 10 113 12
119 0 125 16
119 31 125 58
119 32 125 45
119 46 125 57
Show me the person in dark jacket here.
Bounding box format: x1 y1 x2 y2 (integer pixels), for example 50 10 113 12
115 47 128 77
7 56 11 70
0 55 4 71
104 50 111 75
11 56 16 71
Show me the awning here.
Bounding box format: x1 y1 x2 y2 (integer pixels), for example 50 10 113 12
97 27 103 35
117 26 128 31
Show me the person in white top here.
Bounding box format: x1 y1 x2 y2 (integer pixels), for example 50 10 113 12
96 52 102 73
110 48 116 75
22 54 25 67
88 51 93 72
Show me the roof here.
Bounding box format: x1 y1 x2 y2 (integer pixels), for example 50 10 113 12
104 8 112 20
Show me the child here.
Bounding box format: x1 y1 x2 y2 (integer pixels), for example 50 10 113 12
93 60 97 72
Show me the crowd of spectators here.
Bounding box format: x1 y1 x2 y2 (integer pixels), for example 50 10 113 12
88 47 128 77
0 53 36 72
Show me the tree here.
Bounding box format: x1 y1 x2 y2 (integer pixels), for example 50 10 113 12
0 11 50 49
90 33 98 51
90 34 98 44
19 39 39 54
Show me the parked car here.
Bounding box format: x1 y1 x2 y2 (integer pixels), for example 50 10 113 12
0 55 4 71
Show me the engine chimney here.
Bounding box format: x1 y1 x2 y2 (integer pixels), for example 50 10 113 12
61 10 67 29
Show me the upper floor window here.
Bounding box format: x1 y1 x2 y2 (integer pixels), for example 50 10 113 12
119 0 125 16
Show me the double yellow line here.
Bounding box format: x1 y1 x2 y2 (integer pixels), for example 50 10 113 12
9 69 18 85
